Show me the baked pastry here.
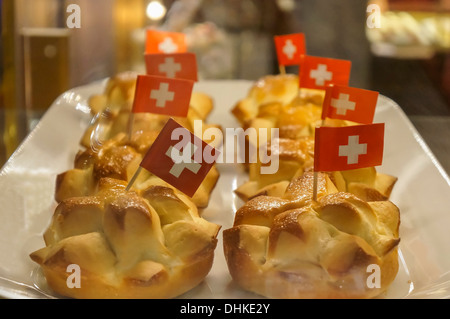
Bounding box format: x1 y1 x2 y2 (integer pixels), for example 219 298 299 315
31 72 223 298
31 178 220 299
232 74 296 125
232 73 326 136
56 130 220 209
236 159 397 203
57 72 220 209
232 74 397 203
82 72 215 148
227 73 400 298
234 132 396 203
223 172 400 299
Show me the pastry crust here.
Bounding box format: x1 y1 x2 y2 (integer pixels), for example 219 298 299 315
56 72 219 209
228 74 401 298
231 74 397 203
31 179 220 299
32 72 221 298
223 172 400 299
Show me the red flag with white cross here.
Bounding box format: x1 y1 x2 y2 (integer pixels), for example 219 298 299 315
145 52 198 82
322 85 379 124
132 75 194 117
145 30 187 54
274 33 306 66
314 123 385 172
299 55 352 90
139 118 220 197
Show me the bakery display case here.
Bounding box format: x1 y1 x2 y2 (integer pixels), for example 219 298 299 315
0 0 450 302
367 0 450 58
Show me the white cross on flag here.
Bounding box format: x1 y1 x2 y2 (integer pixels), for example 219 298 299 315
132 75 194 117
322 85 379 124
299 55 351 90
145 30 187 54
139 118 220 197
274 33 306 66
145 52 198 82
314 123 384 172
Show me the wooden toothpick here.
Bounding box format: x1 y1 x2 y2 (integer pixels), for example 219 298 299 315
312 119 326 202
312 171 318 202
127 112 135 142
125 166 143 191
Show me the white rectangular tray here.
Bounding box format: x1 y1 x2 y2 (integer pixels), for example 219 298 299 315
1 80 450 298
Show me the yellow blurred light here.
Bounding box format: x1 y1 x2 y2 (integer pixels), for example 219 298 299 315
146 1 166 21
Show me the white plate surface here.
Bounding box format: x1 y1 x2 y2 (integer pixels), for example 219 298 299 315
1 80 450 299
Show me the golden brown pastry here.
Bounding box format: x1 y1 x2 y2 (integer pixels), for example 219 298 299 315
223 172 400 299
231 74 397 203
32 72 223 299
58 72 220 209
228 73 400 298
234 136 397 203
56 131 220 209
31 178 220 299
232 74 325 135
232 74 302 125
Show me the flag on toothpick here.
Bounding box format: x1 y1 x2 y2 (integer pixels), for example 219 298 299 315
132 75 194 117
322 85 379 124
145 30 187 54
274 33 306 66
299 55 351 90
139 118 220 197
145 52 198 82
314 123 385 172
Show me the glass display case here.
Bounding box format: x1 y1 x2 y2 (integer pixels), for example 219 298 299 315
367 0 450 58
1 0 299 159
0 0 450 302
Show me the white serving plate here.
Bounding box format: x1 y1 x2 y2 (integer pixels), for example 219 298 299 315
1 80 450 299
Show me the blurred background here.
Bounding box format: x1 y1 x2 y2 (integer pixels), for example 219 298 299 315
1 0 450 173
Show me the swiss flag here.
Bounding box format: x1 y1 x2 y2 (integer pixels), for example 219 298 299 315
132 75 194 117
274 33 306 66
314 123 385 172
299 55 351 90
139 118 220 197
322 85 379 124
145 30 187 54
145 52 198 82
